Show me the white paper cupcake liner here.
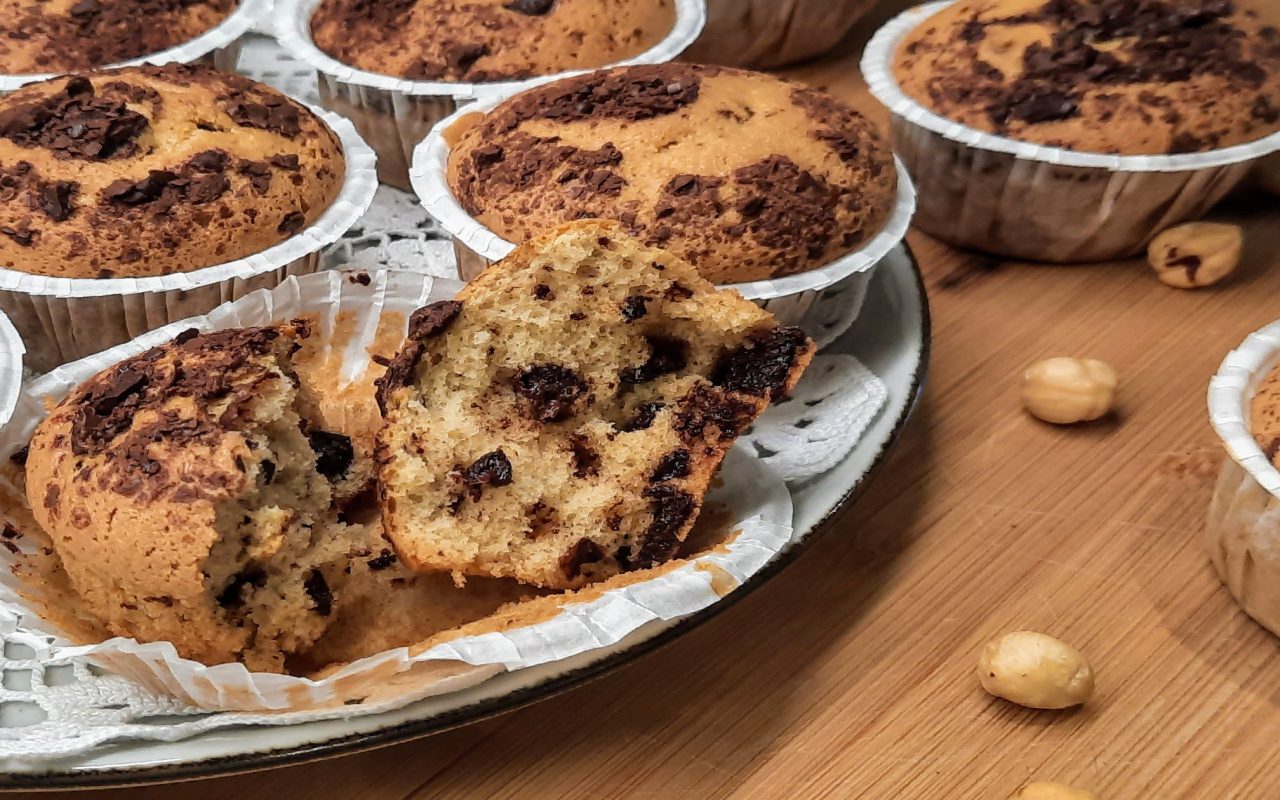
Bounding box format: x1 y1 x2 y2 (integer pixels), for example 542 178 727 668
408 93 915 326
273 0 707 190
1207 321 1280 638
0 0 267 93
0 310 22 430
861 0 1280 262
0 104 378 372
0 269 795 712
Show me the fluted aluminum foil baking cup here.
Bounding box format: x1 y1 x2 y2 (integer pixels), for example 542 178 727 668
273 0 707 191
0 269 794 712
0 0 267 93
862 0 1280 263
409 94 916 327
0 105 377 372
1207 321 1280 639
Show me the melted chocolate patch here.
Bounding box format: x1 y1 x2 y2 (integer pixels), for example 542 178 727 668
308 430 354 479
559 537 605 580
304 568 333 616
621 336 688 384
461 449 514 499
711 327 810 399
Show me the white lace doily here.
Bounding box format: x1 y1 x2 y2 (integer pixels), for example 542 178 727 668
0 34 889 766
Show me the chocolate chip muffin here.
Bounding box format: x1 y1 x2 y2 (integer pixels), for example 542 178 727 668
24 322 377 671
309 0 676 83
447 64 897 284
1252 360 1280 467
0 0 236 75
893 0 1280 154
0 64 344 279
375 220 813 589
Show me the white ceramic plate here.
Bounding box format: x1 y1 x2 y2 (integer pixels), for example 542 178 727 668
3 244 929 787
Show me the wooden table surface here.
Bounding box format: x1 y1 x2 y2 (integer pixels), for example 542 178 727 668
22 5 1280 799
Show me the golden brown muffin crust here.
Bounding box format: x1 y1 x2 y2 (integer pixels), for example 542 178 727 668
309 0 676 83
0 64 345 279
0 0 235 75
448 64 897 284
893 0 1280 155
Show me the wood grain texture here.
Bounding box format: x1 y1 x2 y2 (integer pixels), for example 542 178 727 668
20 4 1280 797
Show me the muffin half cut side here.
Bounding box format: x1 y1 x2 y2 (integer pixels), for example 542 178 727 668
376 220 814 590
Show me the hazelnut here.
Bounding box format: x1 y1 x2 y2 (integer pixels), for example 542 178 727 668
1021 358 1116 425
977 631 1094 709
1011 782 1100 800
1147 222 1243 289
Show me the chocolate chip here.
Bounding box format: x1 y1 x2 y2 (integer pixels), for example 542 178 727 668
619 402 664 432
461 449 514 499
513 364 590 422
712 327 810 399
559 537 605 579
276 211 306 234
217 567 265 608
673 384 759 442
630 484 696 569
569 434 600 478
621 336 688 384
407 300 463 340
223 96 303 137
505 0 554 14
259 458 276 485
308 430 354 479
267 154 301 170
650 449 691 483
664 282 694 301
620 294 648 321
104 170 175 205
367 549 397 571
304 568 333 616
38 181 77 221
533 283 555 300
189 150 229 173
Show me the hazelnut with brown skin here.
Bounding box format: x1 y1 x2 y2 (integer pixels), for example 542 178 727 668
1147 222 1243 289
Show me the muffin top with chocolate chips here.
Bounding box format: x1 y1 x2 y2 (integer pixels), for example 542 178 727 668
0 0 236 75
893 0 1280 154
309 0 675 83
447 64 897 284
0 64 344 279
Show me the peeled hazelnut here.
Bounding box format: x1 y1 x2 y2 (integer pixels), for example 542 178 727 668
1021 358 1116 424
1011 782 1100 800
1147 222 1243 289
978 631 1095 709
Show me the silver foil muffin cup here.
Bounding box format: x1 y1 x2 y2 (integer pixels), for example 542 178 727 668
0 105 378 372
0 0 267 93
862 0 1280 263
273 0 707 191
1208 321 1280 640
0 270 794 711
409 94 916 328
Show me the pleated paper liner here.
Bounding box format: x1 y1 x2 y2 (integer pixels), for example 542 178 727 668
0 269 793 712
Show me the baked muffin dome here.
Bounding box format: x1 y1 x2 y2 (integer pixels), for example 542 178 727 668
893 0 1280 155
24 323 375 671
0 0 235 75
447 64 897 283
309 0 676 83
0 64 344 279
